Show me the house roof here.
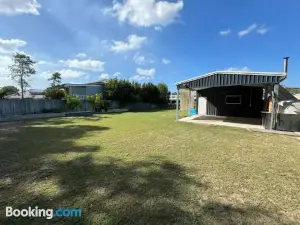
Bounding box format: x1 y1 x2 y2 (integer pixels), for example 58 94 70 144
85 80 107 85
29 89 44 95
176 71 286 90
62 80 106 87
6 89 45 99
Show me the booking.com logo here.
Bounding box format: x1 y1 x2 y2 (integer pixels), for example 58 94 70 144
6 206 82 220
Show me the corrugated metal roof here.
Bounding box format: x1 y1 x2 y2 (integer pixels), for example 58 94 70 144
176 71 286 90
176 71 285 85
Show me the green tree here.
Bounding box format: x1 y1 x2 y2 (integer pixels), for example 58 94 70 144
48 72 62 87
157 83 169 105
105 78 136 105
105 78 119 100
0 86 19 99
8 52 36 99
131 81 142 102
105 79 167 105
141 83 160 103
65 95 81 110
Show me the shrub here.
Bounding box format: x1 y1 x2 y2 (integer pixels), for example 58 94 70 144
87 93 105 112
65 95 81 110
95 93 104 111
44 88 65 100
87 95 96 109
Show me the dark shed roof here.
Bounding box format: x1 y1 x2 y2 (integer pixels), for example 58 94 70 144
176 71 286 90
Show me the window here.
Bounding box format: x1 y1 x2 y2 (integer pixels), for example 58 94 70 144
225 95 241 105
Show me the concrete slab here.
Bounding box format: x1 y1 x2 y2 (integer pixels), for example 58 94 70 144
179 115 300 137
179 115 264 130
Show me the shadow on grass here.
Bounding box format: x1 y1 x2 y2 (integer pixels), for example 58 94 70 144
0 120 295 224
0 121 108 188
0 156 293 224
106 109 173 115
79 116 111 121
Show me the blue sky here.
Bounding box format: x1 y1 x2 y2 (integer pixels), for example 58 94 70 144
0 0 299 91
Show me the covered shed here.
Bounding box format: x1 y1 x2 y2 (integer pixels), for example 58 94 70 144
175 57 294 130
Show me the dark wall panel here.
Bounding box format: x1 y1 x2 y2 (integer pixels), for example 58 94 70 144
198 86 264 118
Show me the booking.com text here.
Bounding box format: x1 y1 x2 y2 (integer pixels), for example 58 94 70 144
6 206 82 220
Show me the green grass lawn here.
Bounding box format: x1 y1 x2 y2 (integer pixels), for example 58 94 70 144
0 110 299 225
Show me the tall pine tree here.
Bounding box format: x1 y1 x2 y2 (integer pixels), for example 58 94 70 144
9 52 36 99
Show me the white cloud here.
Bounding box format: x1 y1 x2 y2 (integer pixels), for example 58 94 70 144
105 0 184 27
111 35 147 53
131 68 156 81
133 54 146 65
99 72 120 80
33 69 87 88
133 53 154 65
0 55 12 77
0 55 11 67
0 38 27 54
257 25 269 35
39 70 51 79
36 60 56 66
154 26 163 31
225 67 251 71
136 68 156 76
59 59 105 72
162 58 171 65
0 55 87 89
113 72 121 77
37 61 48 65
0 0 41 15
130 75 146 81
238 24 257 37
0 56 48 89
0 76 12 87
219 29 231 36
75 53 87 58
99 73 109 80
58 69 86 79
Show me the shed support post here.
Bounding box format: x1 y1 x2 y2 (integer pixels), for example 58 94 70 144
270 84 279 130
195 91 199 114
176 88 179 121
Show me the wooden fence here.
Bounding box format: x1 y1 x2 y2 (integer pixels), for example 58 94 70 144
0 99 93 117
0 99 161 118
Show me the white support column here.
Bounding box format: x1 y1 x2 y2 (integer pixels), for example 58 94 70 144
271 84 279 129
195 91 199 114
176 88 179 121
